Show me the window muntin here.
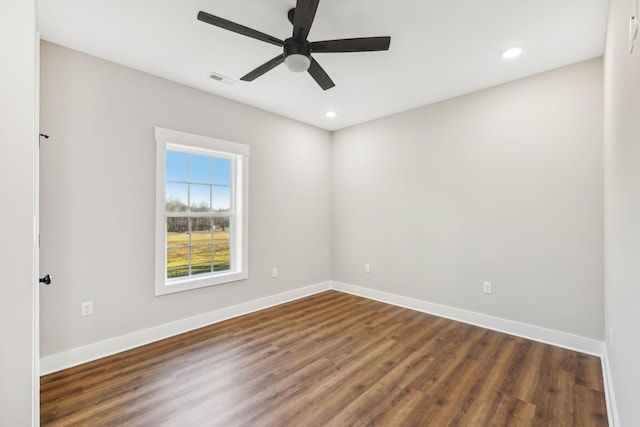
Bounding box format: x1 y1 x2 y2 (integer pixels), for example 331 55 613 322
155 127 248 295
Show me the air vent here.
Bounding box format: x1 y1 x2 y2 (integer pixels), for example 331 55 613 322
209 72 236 86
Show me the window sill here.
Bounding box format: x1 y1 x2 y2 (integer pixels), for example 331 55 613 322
155 270 248 296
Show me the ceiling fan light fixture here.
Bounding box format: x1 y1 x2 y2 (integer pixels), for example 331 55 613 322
284 53 311 72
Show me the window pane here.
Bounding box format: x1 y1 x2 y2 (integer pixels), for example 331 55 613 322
212 157 230 185
190 184 211 211
214 217 230 242
167 247 189 278
212 186 231 212
190 154 211 184
167 217 190 238
166 151 188 182
214 243 230 271
191 246 213 276
166 183 188 212
191 217 213 245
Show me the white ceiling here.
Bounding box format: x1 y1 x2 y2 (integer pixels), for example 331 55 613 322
38 0 609 131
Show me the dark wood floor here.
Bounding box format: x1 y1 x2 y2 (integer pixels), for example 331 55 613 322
41 291 608 426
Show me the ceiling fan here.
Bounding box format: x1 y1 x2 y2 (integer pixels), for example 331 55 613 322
197 0 391 90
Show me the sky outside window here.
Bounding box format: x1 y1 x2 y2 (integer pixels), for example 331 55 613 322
166 150 231 213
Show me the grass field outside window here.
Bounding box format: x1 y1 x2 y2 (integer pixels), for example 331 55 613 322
167 229 230 278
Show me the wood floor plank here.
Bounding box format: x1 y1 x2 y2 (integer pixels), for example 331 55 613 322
493 393 537 426
367 386 429 427
41 290 608 426
574 383 609 426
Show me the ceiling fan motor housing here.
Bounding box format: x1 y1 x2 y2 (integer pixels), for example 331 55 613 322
284 38 311 58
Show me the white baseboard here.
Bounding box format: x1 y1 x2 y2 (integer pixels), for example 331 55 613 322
331 281 604 357
41 280 605 377
40 281 332 375
601 346 619 427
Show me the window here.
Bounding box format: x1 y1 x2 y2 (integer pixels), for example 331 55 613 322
155 127 249 295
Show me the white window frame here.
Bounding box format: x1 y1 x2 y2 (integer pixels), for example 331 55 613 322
155 127 249 296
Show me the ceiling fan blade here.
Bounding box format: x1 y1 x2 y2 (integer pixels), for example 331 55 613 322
307 57 335 90
198 11 284 47
311 36 391 53
240 55 285 81
292 0 320 41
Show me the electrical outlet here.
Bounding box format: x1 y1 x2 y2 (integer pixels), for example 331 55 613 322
272 267 278 278
483 281 492 294
81 301 93 317
364 263 371 273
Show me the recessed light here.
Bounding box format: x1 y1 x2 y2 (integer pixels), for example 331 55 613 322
326 111 337 118
501 46 523 59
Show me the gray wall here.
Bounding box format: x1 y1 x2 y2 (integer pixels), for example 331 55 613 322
603 0 640 424
332 59 604 340
39 42 332 357
0 0 38 425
